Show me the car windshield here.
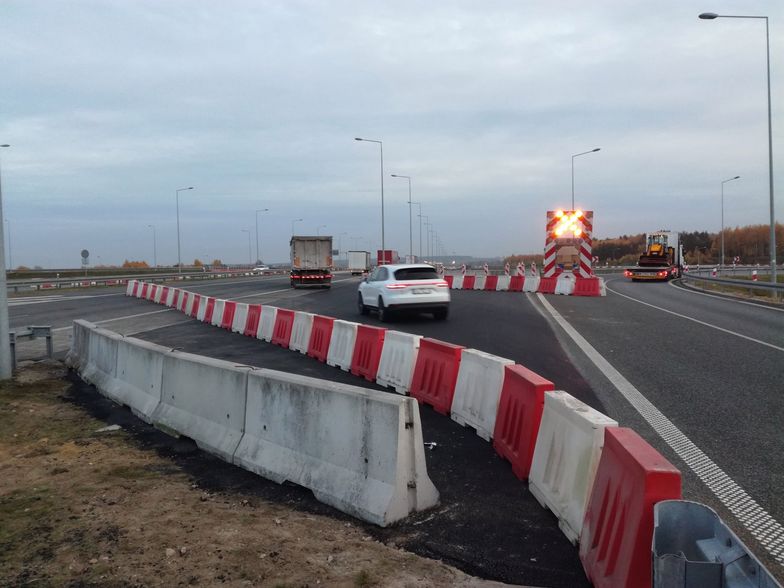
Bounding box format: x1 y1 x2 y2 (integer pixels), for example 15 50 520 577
394 267 438 280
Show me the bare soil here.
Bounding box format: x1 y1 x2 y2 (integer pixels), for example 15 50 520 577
0 361 513 587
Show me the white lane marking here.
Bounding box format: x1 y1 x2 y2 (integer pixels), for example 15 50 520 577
605 282 784 352
668 279 784 313
52 308 175 332
9 293 124 306
536 293 784 565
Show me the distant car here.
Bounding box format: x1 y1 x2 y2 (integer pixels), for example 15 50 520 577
253 266 270 274
358 264 450 321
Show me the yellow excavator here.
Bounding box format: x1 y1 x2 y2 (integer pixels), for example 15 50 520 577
625 231 683 281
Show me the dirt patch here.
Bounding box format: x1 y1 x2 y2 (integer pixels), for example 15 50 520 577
0 361 515 587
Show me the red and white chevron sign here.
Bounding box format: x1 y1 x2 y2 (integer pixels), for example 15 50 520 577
544 210 594 278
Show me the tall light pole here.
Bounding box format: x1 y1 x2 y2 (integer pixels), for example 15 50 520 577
316 224 327 236
255 208 269 265
571 148 601 210
412 202 422 260
700 12 776 283
424 221 432 259
355 137 385 253
241 229 252 265
5 219 11 270
291 218 303 235
720 176 741 269
147 224 157 267
0 145 12 378
175 186 194 273
391 174 413 262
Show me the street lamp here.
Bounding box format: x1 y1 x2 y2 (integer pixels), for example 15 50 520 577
175 186 194 273
355 137 385 253
412 202 422 260
720 176 741 269
241 229 252 265
0 144 12 378
147 224 157 267
255 208 269 265
700 12 776 283
391 174 414 262
5 219 11 270
571 148 601 210
291 218 303 235
316 224 327 236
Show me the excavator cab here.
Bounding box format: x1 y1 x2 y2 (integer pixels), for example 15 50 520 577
639 234 673 266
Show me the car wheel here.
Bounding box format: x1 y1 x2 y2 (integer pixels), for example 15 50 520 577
358 293 368 315
434 307 449 321
377 297 390 322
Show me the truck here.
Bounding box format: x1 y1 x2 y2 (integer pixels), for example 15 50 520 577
347 250 371 275
624 231 684 281
290 236 333 288
377 249 399 266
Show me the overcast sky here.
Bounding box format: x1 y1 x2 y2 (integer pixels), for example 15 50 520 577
1 0 782 267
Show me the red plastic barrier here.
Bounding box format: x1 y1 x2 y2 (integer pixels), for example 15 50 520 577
244 304 262 337
537 276 557 294
170 289 181 309
220 301 237 330
409 338 465 415
147 285 157 301
444 275 454 288
203 297 216 323
492 365 554 480
271 309 295 347
462 275 476 289
160 286 169 305
580 427 682 588
178 292 190 313
350 325 386 381
307 315 335 362
508 276 524 292
484 275 499 291
131 281 140 297
140 283 149 299
187 294 201 317
574 277 602 297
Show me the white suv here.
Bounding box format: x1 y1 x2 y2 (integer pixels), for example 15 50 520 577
358 264 450 321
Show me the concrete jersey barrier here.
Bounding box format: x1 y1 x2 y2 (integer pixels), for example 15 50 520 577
109 336 168 423
234 369 439 526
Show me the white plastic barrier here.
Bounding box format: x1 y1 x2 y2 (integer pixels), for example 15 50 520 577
125 280 137 296
166 288 177 307
473 274 487 290
523 276 540 292
289 311 314 354
211 299 226 327
555 273 575 295
496 275 511 291
326 320 358 371
177 290 190 312
375 330 421 394
79 325 122 393
258 305 279 341
153 285 165 304
452 275 464 290
597 277 607 296
234 369 439 526
528 390 618 544
151 351 250 462
450 349 514 441
231 303 249 334
108 337 167 423
196 296 210 322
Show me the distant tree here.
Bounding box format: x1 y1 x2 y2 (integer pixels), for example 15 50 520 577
193 259 203 267
211 259 223 267
122 260 150 268
15 265 30 271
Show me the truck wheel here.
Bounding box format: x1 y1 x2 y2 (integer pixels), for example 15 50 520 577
377 298 390 322
358 293 368 315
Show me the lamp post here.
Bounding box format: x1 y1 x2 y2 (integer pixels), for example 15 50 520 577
391 174 413 262
339 232 348 266
0 144 12 378
316 224 327 236
354 137 385 253
424 221 432 259
700 12 776 283
5 219 10 270
241 229 252 265
720 176 741 270
147 224 157 267
175 186 194 273
412 202 422 260
291 218 303 235
255 208 269 265
571 148 601 210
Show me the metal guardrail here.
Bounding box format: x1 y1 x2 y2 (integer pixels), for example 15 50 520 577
10 326 53 369
681 271 783 295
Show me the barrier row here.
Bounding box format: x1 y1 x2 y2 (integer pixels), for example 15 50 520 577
66 319 439 527
124 280 778 587
445 273 606 296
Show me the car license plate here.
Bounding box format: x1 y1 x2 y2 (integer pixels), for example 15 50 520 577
412 288 432 295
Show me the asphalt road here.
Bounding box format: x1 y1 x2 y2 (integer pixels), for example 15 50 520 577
10 274 784 584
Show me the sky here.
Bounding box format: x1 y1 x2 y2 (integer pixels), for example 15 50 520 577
1 0 782 267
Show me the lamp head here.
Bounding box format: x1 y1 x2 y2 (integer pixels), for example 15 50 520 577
699 13 718 19
592 148 601 152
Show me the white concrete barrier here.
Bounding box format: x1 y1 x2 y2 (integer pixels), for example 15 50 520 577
375 330 421 394
108 337 167 423
151 351 250 462
555 273 576 295
326 320 358 371
528 390 618 544
231 303 249 334
165 288 177 307
473 274 487 290
125 280 137 296
80 325 122 392
65 319 94 371
289 311 314 354
452 275 464 290
234 369 439 526
211 299 226 327
258 305 278 341
450 349 514 441
196 296 210 322
523 276 540 292
496 275 511 291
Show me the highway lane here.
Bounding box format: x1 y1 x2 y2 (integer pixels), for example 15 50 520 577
542 276 784 574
